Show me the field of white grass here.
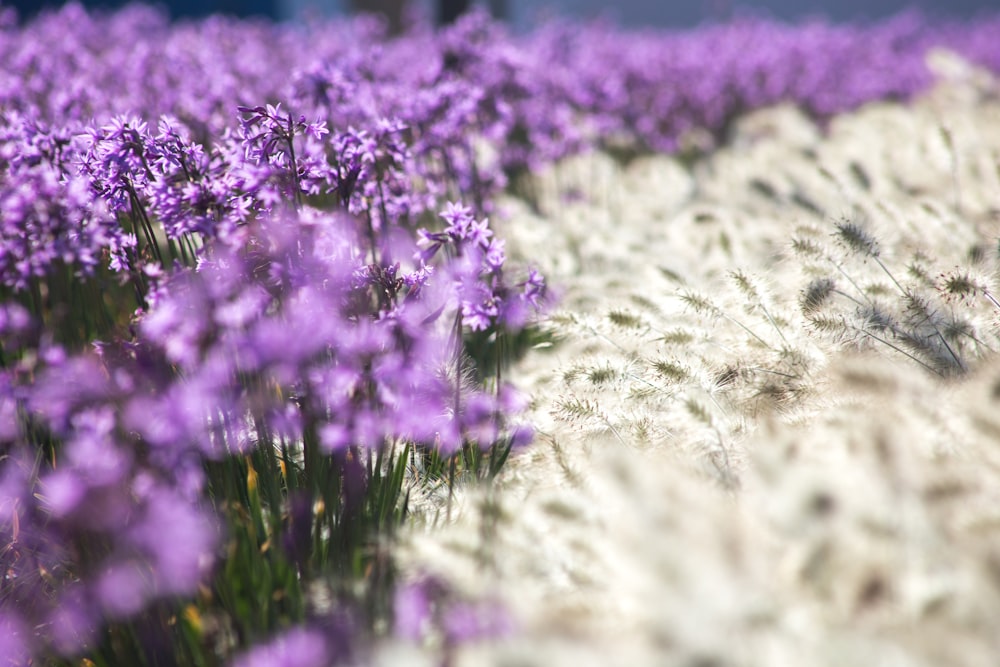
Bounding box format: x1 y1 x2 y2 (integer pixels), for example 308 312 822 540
389 50 1000 666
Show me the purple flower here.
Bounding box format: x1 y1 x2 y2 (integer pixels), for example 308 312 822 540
0 612 30 666
394 579 438 642
442 600 514 644
94 561 151 620
462 297 500 332
127 485 219 597
38 469 87 518
232 627 331 667
44 586 99 657
0 144 122 289
394 575 514 647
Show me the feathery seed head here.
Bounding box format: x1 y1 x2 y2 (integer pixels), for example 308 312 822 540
801 278 837 313
834 220 880 258
938 269 987 305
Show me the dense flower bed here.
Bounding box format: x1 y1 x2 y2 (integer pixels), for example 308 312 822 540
1 3 999 665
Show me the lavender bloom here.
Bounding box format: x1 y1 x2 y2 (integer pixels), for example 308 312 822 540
441 600 514 644
93 560 151 620
395 575 513 647
145 115 250 239
237 104 332 209
419 202 546 333
43 586 99 657
232 629 327 667
3 344 221 661
0 612 30 666
0 116 123 289
441 201 492 249
127 484 219 596
0 303 34 364
82 115 156 214
3 457 218 657
394 578 441 642
0 165 111 289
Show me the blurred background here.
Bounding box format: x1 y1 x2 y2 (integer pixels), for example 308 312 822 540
4 0 998 29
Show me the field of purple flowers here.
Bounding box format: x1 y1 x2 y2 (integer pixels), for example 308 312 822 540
2 3 999 665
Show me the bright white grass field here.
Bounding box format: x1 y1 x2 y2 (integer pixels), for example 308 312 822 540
388 51 1000 666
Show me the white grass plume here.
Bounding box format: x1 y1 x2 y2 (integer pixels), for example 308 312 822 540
394 53 1000 667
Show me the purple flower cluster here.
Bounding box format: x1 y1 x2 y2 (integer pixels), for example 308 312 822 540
0 200 539 661
420 201 543 332
232 610 359 667
395 575 513 647
232 627 332 667
2 6 999 293
137 209 535 458
1 352 219 659
517 10 997 153
0 113 124 290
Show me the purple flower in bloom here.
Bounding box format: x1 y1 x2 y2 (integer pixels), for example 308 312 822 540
236 104 333 209
394 575 514 647
44 586 99 657
417 202 547 335
232 627 331 667
94 560 151 620
394 578 440 642
0 331 222 662
439 201 491 248
127 484 219 596
442 600 514 644
0 612 30 666
0 127 122 288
